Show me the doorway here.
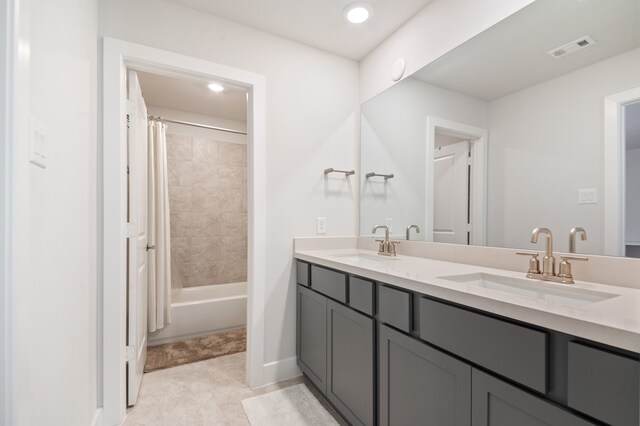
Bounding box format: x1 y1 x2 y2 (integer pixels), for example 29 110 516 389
102 38 266 425
433 132 473 245
426 117 488 246
604 87 640 257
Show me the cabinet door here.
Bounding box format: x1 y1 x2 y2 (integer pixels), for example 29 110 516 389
297 285 327 393
379 325 471 426
472 369 594 426
327 300 375 426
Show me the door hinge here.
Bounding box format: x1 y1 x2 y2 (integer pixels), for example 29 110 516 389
126 345 135 362
466 223 473 232
126 222 137 238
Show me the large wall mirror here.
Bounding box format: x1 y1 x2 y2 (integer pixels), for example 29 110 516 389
360 0 640 258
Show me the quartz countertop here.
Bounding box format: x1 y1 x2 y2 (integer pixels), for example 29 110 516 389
295 248 640 353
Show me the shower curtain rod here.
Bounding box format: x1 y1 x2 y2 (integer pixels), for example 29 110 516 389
148 115 247 135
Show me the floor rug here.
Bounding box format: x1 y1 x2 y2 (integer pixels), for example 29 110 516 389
144 327 246 372
241 383 339 426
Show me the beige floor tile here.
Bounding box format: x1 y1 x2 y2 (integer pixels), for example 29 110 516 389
124 352 303 426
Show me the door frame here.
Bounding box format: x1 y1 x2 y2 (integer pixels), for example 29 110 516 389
0 0 17 423
603 87 640 256
426 117 488 245
102 38 267 425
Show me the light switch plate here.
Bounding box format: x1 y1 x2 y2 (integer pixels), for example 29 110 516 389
316 217 327 234
29 118 47 168
578 188 597 204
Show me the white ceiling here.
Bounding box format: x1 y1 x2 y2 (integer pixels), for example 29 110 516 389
137 71 247 122
413 0 640 101
166 0 434 60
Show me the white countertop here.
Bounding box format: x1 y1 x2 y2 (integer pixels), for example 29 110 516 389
295 248 640 353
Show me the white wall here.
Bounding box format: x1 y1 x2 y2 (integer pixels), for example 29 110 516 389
13 0 99 424
487 47 640 253
359 0 534 103
361 77 486 238
99 0 360 370
626 147 640 243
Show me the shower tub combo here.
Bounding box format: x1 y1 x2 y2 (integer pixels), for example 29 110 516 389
149 281 247 346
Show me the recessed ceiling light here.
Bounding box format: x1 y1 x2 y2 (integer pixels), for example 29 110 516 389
208 83 224 92
344 3 372 24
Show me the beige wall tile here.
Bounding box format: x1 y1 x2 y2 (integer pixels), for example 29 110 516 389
171 212 209 237
171 237 191 264
166 134 192 161
192 163 219 188
220 213 247 238
168 135 248 288
218 188 245 213
193 138 219 163
168 186 192 212
184 261 219 287
191 237 220 262
218 165 246 189
219 237 247 261
219 142 247 166
168 160 194 187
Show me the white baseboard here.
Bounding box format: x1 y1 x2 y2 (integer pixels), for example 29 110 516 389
91 408 103 426
261 356 301 386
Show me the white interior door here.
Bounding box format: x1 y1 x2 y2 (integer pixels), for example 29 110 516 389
433 140 470 244
127 70 148 406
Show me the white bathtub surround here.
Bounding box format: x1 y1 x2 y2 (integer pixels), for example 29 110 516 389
241 384 339 426
294 237 640 353
149 282 247 346
148 119 172 331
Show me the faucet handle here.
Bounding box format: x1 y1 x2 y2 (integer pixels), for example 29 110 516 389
558 255 588 283
516 252 541 275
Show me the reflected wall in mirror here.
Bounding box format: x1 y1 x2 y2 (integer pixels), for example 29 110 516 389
360 0 640 257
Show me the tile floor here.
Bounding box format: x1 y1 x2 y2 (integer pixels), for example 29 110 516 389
124 352 303 426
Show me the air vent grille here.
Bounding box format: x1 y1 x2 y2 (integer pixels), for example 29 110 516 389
547 36 596 59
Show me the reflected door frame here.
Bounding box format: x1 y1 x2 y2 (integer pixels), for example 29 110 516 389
603 87 640 256
426 117 488 245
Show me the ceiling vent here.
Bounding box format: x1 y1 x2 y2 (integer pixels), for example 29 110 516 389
547 36 596 59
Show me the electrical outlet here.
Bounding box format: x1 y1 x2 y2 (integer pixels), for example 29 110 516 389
317 217 327 234
578 188 597 204
385 217 393 233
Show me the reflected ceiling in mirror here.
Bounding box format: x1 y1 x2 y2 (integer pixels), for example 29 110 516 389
360 0 640 258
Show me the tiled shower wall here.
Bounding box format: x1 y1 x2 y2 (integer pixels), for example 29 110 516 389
167 133 247 288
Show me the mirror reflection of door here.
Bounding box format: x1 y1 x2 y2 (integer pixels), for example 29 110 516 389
433 132 472 244
625 101 640 258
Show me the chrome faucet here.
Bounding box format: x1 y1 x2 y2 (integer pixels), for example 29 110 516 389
406 225 421 241
372 225 399 256
569 227 587 253
531 227 555 276
517 227 588 284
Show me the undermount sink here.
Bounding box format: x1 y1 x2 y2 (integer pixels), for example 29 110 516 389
439 272 619 307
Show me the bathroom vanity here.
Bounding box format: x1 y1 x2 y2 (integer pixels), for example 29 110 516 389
294 249 640 426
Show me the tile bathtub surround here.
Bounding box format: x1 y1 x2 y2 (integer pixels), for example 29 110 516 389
167 133 248 288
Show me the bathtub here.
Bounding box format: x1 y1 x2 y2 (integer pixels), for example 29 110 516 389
148 282 247 346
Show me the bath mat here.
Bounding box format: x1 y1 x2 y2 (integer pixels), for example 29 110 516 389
144 327 246 372
241 384 339 426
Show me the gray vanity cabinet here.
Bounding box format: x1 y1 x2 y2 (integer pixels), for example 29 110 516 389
471 369 594 426
296 284 327 393
326 299 375 426
379 324 471 426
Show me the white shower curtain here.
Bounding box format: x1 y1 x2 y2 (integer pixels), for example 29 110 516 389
147 119 172 332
